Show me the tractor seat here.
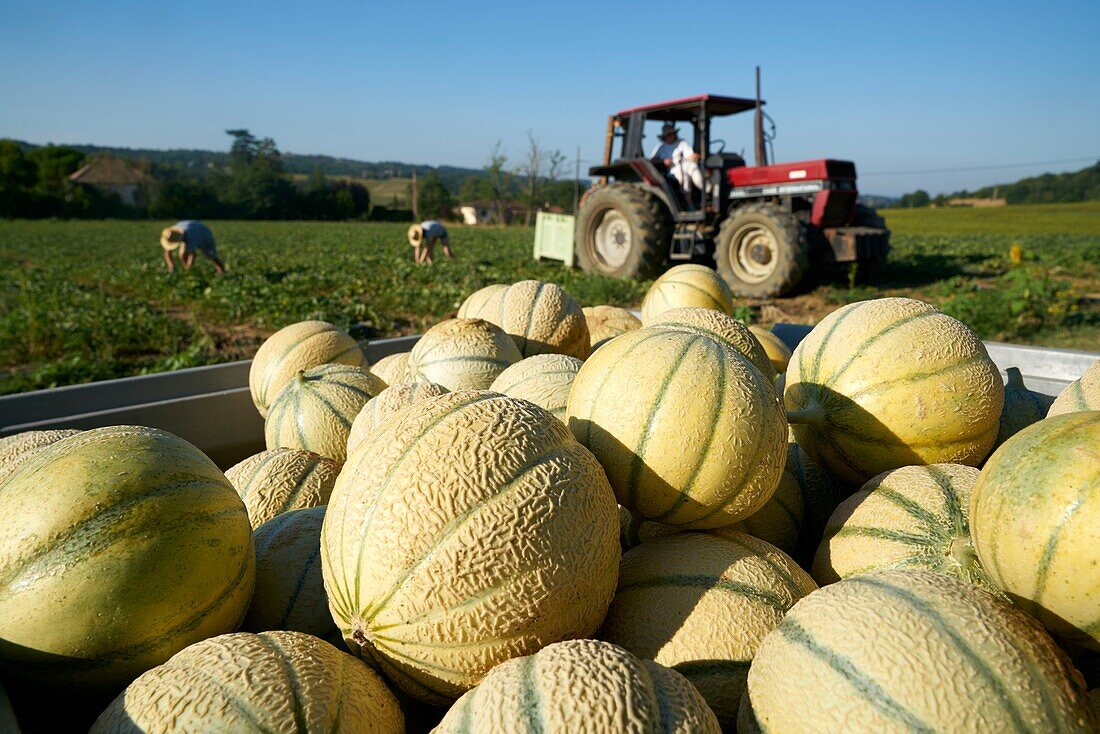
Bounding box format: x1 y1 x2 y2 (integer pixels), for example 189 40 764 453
704 152 746 170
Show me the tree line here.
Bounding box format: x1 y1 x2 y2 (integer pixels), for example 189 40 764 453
895 162 1100 208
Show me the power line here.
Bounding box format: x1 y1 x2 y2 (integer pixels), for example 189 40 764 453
860 156 1099 177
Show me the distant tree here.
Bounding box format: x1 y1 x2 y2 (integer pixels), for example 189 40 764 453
0 140 38 216
27 145 85 195
458 174 494 203
485 142 512 224
222 129 296 219
898 189 931 208
417 171 454 220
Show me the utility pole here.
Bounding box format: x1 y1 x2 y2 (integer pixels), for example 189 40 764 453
754 66 767 167
411 170 419 220
573 146 580 215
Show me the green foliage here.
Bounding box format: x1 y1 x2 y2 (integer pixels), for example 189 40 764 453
896 189 931 208
417 172 454 220
897 162 1100 207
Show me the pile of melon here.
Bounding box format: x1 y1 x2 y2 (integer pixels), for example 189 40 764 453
0 265 1097 733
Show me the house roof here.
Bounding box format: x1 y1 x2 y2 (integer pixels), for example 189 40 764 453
69 155 149 185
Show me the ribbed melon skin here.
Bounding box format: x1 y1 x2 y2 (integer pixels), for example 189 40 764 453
226 447 340 529
651 307 777 381
456 283 507 320
370 352 410 387
265 363 385 463
0 429 81 486
749 326 792 375
1048 359 1100 417
489 354 583 420
600 531 816 728
583 305 642 347
813 464 999 593
459 280 590 360
784 298 1003 485
406 318 521 391
322 391 620 704
91 631 404 734
789 432 856 567
249 320 367 418
970 411 1100 650
640 264 734 325
731 442 804 554
243 507 341 645
995 367 1054 448
567 326 787 529
0 426 255 691
347 382 449 456
434 639 721 733
746 570 1097 733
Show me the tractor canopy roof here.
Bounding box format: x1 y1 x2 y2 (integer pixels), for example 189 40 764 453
616 94 762 120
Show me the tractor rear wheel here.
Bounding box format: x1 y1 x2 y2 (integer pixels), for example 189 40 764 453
575 184 670 279
716 202 809 298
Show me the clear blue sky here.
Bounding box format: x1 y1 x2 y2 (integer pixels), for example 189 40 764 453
2 0 1098 196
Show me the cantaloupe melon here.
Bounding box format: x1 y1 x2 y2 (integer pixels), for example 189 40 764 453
567 326 787 529
0 682 18 734
265 363 385 463
243 507 341 645
650 306 777 381
748 326 792 374
745 570 1097 732
995 367 1054 448
640 264 734 324
459 280 590 359
0 426 254 691
347 381 449 456
812 464 999 593
583 305 642 347
788 431 856 567
731 443 804 554
249 320 367 418
970 411 1100 650
1048 359 1100 417
225 447 340 529
0 429 80 486
91 631 404 733
488 354 582 420
321 391 620 703
784 298 1003 485
599 531 816 728
434 639 721 733
370 352 411 386
405 318 521 391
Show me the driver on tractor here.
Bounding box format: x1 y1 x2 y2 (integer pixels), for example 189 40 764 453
649 122 704 204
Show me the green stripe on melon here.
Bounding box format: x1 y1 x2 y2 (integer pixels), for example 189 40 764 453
406 318 521 392
434 639 721 733
0 426 255 692
489 354 583 421
650 306 777 381
1048 359 1100 417
746 570 1096 732
226 447 340 529
640 264 734 325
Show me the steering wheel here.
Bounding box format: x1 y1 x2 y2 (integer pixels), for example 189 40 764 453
711 138 726 154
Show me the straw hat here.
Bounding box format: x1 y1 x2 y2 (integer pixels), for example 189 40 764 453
407 223 424 246
160 226 183 251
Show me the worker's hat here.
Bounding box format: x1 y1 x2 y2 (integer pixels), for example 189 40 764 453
660 122 679 137
407 223 424 246
160 226 184 251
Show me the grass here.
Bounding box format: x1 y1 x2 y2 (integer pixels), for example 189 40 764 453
1 201 1097 394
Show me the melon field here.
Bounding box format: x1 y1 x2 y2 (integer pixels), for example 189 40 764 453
1 200 1098 395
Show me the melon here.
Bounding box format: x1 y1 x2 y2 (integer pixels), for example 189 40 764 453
784 298 1003 485
748 326 792 374
459 280 590 360
370 352 411 386
812 464 999 594
970 411 1100 650
243 507 340 645
347 381 449 456
1048 359 1100 417
583 305 642 347
599 531 816 728
434 639 720 733
744 570 1096 732
567 326 787 529
788 432 856 566
90 631 403 733
488 354 583 420
249 320 367 418
650 306 777 381
405 318 521 391
730 442 804 554
640 264 734 324
0 429 80 486
225 447 340 529
0 426 254 691
995 367 1054 447
321 391 620 703
264 363 385 463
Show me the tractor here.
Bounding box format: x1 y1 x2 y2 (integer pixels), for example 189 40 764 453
575 77 890 298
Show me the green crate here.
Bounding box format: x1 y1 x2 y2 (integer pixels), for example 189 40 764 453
533 212 575 267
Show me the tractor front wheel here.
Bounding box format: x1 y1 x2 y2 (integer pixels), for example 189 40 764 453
575 184 669 279
716 203 809 298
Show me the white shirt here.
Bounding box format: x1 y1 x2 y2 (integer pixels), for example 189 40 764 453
649 139 695 165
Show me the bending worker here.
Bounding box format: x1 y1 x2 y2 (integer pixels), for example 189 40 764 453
650 122 704 200
407 220 455 264
160 220 226 273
